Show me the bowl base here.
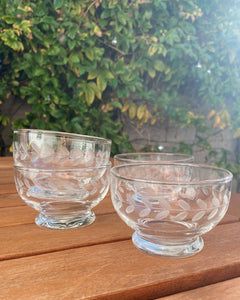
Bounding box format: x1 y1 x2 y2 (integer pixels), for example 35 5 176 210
132 232 204 258
35 211 96 230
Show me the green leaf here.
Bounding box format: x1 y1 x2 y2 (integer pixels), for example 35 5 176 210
2 16 18 24
110 101 122 109
50 107 65 118
103 70 114 79
112 135 122 145
117 11 127 25
32 27 45 42
85 48 94 61
148 69 156 78
148 45 157 56
88 82 102 100
101 10 110 19
88 71 98 80
68 24 78 40
97 75 107 92
68 39 76 50
42 16 58 26
33 68 46 77
85 86 95 105
54 0 64 9
69 54 80 64
0 116 9 126
154 60 165 72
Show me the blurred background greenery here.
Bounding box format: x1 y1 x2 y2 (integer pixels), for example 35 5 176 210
1 0 240 187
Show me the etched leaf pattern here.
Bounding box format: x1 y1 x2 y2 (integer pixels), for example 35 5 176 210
155 210 169 220
178 199 191 210
14 165 110 205
14 135 110 168
114 179 231 224
197 198 207 209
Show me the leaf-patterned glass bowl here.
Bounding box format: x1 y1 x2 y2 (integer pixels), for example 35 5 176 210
111 163 232 258
13 129 112 229
14 163 111 229
114 152 194 166
13 129 112 169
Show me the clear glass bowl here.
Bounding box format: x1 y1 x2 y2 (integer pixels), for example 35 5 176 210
14 163 111 229
13 129 112 168
13 129 112 229
114 152 194 166
111 163 232 258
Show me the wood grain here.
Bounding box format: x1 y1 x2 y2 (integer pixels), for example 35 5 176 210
0 213 132 261
0 168 14 184
1 156 240 300
159 277 240 300
0 203 237 228
0 205 38 227
0 222 240 300
0 193 25 208
0 183 17 194
0 156 13 168
0 193 115 227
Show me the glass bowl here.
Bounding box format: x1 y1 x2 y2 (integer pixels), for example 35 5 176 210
14 163 111 229
111 163 232 258
13 129 112 229
13 129 112 168
114 152 194 166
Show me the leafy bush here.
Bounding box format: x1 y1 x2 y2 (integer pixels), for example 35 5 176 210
0 0 240 163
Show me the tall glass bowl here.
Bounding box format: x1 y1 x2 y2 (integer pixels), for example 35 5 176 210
114 152 194 166
13 129 112 229
111 163 232 258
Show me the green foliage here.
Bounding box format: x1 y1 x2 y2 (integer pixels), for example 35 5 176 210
0 0 240 162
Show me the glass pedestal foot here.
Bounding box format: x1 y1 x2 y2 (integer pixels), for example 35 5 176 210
35 211 96 230
132 232 204 258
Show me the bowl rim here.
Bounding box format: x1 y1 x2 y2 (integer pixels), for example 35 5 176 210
14 161 112 172
110 162 233 186
13 129 112 145
114 152 194 163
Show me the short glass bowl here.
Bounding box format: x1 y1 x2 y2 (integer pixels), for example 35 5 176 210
111 163 232 258
13 129 112 229
14 163 111 229
114 152 194 166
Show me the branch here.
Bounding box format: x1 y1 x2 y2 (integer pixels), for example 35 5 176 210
83 0 99 17
98 39 126 56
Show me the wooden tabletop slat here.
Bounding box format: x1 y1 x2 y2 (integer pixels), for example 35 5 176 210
0 213 132 261
1 156 240 299
0 193 25 208
0 208 238 260
0 205 37 227
0 183 17 194
0 222 240 300
0 156 13 168
0 169 15 184
159 277 240 300
0 193 115 227
0 197 238 228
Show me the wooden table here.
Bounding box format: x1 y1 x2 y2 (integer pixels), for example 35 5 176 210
0 156 240 300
